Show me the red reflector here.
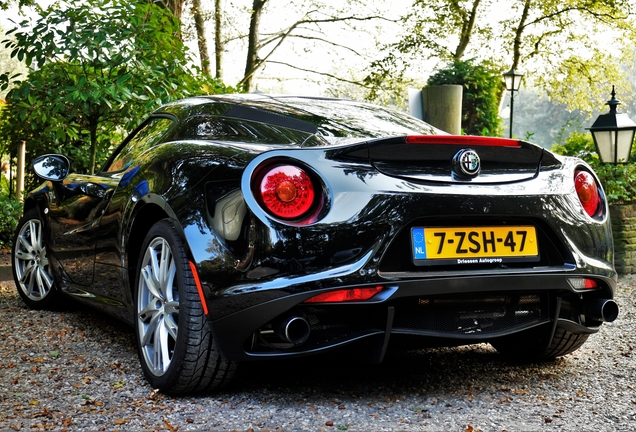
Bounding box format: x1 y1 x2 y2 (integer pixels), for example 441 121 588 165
189 261 208 315
584 279 598 289
569 277 599 289
303 286 383 303
259 165 315 219
405 135 521 148
574 170 600 217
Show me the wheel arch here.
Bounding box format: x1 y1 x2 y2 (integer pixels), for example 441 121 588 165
22 191 49 220
22 195 48 238
126 201 171 297
22 197 37 214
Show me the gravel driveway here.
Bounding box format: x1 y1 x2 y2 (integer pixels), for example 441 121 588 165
1 275 635 432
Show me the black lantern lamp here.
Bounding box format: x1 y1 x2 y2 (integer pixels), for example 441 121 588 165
588 86 636 164
502 69 524 138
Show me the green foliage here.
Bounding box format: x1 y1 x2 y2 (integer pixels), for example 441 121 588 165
362 0 487 104
426 59 503 136
362 0 636 117
0 192 21 249
0 0 33 10
552 131 636 205
362 53 413 107
0 0 231 174
0 26 27 100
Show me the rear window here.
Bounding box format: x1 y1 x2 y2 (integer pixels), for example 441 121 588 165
243 98 443 138
176 116 312 145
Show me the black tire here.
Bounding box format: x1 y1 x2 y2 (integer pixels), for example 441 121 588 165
491 327 589 361
134 219 237 394
12 208 60 309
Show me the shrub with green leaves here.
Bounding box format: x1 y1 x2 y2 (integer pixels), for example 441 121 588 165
0 192 21 249
0 0 231 175
426 59 503 137
552 131 636 205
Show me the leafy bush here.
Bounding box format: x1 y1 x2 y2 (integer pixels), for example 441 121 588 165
426 59 503 136
0 0 232 175
0 192 21 249
552 131 636 205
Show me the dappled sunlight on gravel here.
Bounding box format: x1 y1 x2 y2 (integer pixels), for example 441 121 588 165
0 277 635 431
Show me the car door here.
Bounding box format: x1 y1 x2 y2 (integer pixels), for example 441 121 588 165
46 116 176 290
46 172 120 286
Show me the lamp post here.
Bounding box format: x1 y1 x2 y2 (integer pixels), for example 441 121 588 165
588 86 636 164
502 69 524 138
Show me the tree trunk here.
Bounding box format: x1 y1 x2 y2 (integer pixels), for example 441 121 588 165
89 117 98 174
242 0 267 92
192 0 210 76
214 0 223 80
511 0 530 70
454 0 481 60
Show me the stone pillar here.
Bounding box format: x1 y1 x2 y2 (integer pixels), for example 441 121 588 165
422 85 463 135
610 204 636 275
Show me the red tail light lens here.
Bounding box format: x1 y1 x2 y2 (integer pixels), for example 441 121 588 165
574 170 600 217
258 165 316 219
303 286 383 303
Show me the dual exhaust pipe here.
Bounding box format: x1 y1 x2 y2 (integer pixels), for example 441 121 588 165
268 298 618 347
584 298 619 323
274 314 311 345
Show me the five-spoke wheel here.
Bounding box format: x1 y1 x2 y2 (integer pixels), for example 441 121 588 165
135 220 236 394
137 236 180 376
12 208 59 309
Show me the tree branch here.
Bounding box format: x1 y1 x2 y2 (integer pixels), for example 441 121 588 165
266 59 369 87
261 33 367 57
239 8 393 89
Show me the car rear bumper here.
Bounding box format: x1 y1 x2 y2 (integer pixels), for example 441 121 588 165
209 271 617 362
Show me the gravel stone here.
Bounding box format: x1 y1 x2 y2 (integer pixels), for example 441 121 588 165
1 276 635 431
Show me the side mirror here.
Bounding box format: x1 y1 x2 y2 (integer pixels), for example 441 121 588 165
32 154 71 181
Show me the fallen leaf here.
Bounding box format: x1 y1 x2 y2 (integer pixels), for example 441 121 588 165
32 407 50 418
163 417 178 432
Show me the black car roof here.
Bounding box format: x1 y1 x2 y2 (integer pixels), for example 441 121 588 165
158 94 442 140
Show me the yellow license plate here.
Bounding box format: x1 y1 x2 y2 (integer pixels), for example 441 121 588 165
411 226 539 265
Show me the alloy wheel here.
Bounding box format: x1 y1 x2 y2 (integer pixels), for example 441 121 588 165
14 218 54 301
137 237 180 377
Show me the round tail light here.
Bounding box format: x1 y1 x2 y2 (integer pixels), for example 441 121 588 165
257 164 316 219
574 170 601 217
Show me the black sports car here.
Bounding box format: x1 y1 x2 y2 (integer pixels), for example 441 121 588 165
12 94 618 394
